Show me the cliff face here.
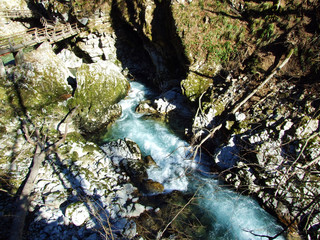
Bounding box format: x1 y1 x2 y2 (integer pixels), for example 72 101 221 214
111 0 320 239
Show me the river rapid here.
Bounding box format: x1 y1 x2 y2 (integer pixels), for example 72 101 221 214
104 81 285 240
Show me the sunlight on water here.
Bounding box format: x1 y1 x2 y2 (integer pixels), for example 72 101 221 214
104 81 285 240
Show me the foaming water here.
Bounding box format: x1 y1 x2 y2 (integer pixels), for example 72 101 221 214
104 81 285 239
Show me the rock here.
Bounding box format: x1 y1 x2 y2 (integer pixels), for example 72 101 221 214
124 138 142 161
65 202 90 226
79 17 88 25
235 112 246 122
296 119 319 137
126 203 146 217
214 136 239 169
141 179 164 193
154 98 176 114
0 59 5 78
101 139 143 166
122 220 137 239
101 139 150 187
69 61 129 134
181 71 214 102
14 50 24 65
144 155 158 167
121 158 148 186
13 42 72 117
57 49 83 69
76 33 118 63
136 101 157 114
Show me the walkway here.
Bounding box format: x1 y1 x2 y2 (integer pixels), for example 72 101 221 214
0 22 81 55
0 10 35 19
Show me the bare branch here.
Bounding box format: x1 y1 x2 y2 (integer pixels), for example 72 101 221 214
156 192 197 240
231 48 294 115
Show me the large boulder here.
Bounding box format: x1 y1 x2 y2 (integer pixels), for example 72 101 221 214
13 42 72 121
68 61 130 134
101 138 147 186
101 139 163 193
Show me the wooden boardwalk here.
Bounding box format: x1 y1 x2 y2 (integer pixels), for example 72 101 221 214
0 23 81 55
0 10 36 19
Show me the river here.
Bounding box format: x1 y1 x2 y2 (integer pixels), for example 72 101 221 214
104 81 285 239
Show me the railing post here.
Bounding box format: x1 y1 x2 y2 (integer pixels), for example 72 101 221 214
35 28 40 43
75 23 79 33
8 38 14 52
53 26 56 41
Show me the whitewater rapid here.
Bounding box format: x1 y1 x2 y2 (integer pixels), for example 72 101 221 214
104 81 285 239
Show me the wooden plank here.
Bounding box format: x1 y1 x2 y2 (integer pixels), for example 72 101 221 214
0 23 81 55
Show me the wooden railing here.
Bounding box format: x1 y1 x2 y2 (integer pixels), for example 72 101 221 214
0 23 81 55
0 10 35 19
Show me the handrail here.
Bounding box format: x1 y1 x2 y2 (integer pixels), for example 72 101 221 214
0 10 34 18
0 22 81 55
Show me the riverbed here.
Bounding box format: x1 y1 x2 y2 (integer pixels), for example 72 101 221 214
104 81 285 239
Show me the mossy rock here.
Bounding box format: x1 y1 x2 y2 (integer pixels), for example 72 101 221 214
181 72 213 102
141 179 164 193
0 81 15 132
13 42 71 119
68 61 129 134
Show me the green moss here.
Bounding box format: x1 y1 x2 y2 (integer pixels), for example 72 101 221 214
80 167 94 179
83 143 100 152
181 72 212 102
71 151 79 162
212 101 225 116
172 0 247 69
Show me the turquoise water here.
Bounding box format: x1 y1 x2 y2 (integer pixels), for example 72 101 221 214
104 81 285 239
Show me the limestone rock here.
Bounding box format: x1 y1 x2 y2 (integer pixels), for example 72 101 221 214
136 101 157 114
0 59 5 78
65 202 90 226
69 61 129 134
57 49 83 69
214 136 239 169
101 138 142 166
77 33 118 63
14 42 72 113
101 139 157 188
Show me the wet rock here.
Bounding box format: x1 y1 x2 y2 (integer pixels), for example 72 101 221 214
144 155 158 167
137 190 209 239
101 139 150 188
141 179 164 193
136 100 157 114
101 138 143 166
121 158 148 185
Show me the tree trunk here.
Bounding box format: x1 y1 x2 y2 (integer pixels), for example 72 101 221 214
10 145 45 240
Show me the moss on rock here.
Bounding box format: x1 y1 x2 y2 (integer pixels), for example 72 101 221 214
181 72 213 102
13 43 72 120
68 61 129 135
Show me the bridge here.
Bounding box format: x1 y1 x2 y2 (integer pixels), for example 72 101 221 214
0 10 36 19
0 22 81 55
